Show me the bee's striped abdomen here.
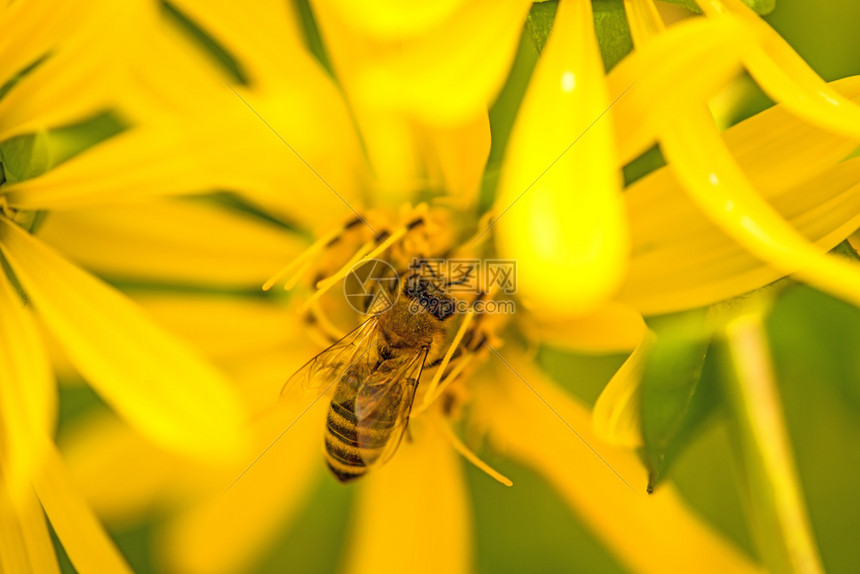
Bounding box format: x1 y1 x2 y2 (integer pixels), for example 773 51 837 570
324 392 398 482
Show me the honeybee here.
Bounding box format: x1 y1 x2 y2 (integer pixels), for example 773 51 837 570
284 266 462 482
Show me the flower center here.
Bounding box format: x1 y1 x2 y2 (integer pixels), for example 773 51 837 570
267 202 507 415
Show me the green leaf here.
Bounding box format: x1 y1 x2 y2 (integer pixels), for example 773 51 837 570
593 0 633 72
0 112 125 184
640 308 718 492
524 0 558 54
659 0 776 15
163 1 247 85
0 131 52 184
524 1 634 72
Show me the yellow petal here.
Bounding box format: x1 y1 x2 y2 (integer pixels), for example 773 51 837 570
2 128 224 209
117 13 242 124
36 199 305 288
315 0 530 126
0 1 160 142
520 301 645 353
168 0 304 85
344 417 471 574
160 395 325 574
422 111 491 205
61 412 186 526
593 331 655 447
608 15 750 165
0 274 56 494
321 0 465 41
0 219 247 460
617 77 860 314
701 0 860 141
134 295 298 362
623 0 666 46
61 349 320 528
479 355 762 574
0 483 60 574
0 0 84 90
659 104 860 309
32 441 133 574
0 44 110 143
495 0 627 315
5 81 363 229
620 156 860 314
719 76 860 195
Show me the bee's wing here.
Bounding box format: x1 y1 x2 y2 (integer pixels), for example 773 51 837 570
281 317 381 396
354 347 429 468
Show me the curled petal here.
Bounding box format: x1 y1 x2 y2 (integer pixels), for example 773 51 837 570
658 104 860 309
593 331 655 447
622 156 860 314
608 15 750 165
700 0 860 140
619 77 860 314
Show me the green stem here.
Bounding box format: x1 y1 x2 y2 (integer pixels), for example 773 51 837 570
721 312 824 574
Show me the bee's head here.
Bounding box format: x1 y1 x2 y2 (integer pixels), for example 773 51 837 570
403 273 456 321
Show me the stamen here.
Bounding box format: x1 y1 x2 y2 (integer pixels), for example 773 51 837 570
439 419 513 487
299 213 425 314
413 354 476 417
262 226 344 291
297 238 377 313
421 308 476 406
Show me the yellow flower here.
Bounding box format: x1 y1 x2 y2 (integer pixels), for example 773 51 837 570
32 1 860 574
52 4 851 574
